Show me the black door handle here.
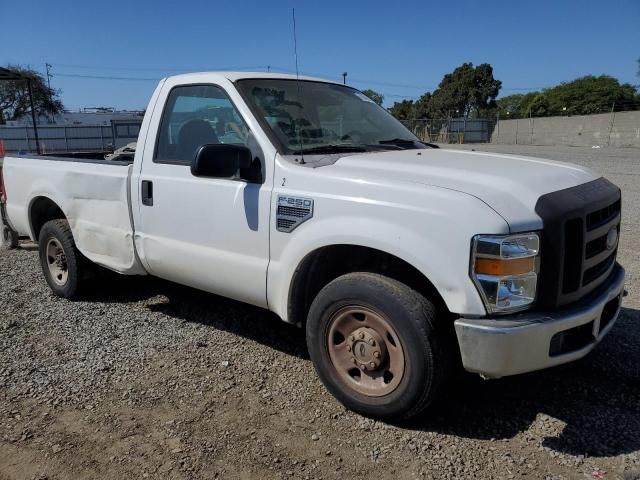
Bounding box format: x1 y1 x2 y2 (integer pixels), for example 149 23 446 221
141 180 153 206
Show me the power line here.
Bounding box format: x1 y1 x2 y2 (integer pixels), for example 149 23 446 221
50 62 550 93
51 62 272 73
54 73 161 81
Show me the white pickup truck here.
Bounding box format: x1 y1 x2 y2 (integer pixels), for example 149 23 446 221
0 72 626 419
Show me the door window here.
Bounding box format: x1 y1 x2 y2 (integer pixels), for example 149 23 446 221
154 85 249 164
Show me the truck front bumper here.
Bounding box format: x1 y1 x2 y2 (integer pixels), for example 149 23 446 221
454 265 626 378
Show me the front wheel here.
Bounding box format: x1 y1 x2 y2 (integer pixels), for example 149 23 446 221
306 272 451 420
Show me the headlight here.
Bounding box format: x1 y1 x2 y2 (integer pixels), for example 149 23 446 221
471 233 540 314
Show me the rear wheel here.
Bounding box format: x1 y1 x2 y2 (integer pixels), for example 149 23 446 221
306 272 451 420
38 219 90 299
0 225 19 250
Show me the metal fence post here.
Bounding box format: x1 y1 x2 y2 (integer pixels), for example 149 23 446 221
606 102 616 147
64 126 69 152
529 109 533 145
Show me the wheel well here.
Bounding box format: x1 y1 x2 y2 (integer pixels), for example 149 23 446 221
288 245 450 327
30 197 66 241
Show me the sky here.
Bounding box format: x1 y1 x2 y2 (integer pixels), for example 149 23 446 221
3 0 639 110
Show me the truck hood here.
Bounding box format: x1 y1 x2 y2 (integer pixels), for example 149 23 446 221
331 148 599 232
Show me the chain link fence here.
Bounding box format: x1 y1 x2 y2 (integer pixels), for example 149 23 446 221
400 118 495 144
0 121 142 154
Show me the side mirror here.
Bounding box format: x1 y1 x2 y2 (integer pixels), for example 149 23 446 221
191 144 252 178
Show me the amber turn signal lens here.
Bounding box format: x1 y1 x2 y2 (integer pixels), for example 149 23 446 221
475 257 535 276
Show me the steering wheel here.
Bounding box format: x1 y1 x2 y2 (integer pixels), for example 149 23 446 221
340 130 365 144
225 121 245 138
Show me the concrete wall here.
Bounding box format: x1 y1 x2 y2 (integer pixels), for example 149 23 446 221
491 110 640 148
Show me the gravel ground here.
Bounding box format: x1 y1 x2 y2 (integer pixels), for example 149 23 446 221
1 144 639 480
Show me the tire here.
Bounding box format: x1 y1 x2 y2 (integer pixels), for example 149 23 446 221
306 272 451 420
38 219 90 299
1 225 19 250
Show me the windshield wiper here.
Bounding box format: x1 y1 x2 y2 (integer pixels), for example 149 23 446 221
291 144 368 155
378 138 440 150
378 138 419 149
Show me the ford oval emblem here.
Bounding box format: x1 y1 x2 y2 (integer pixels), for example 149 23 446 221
606 227 618 250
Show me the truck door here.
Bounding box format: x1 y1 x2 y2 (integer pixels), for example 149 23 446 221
134 83 271 308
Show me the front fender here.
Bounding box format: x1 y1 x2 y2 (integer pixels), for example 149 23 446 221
267 192 508 322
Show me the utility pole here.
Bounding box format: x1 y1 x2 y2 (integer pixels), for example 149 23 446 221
45 63 54 123
26 79 42 155
342 72 347 85
45 63 53 90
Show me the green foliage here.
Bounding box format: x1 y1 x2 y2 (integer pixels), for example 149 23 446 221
389 64 640 121
0 65 63 123
496 76 639 118
428 63 501 118
495 92 540 118
412 92 432 119
388 63 501 120
388 99 415 120
361 89 384 106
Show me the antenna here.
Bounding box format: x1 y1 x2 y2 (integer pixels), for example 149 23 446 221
292 8 304 164
292 8 300 80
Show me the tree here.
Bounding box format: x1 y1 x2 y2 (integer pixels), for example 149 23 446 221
0 65 63 124
388 99 414 120
412 92 433 118
495 92 541 118
428 62 501 118
361 89 384 106
388 63 501 121
526 76 638 117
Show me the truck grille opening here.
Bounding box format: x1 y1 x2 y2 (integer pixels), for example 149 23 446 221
562 218 583 294
583 250 616 286
585 235 607 259
549 321 595 357
586 199 620 231
561 198 620 295
599 295 620 332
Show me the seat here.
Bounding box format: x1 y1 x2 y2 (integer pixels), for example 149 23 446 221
177 119 219 161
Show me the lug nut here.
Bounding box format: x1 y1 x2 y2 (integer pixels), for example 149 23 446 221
369 362 376 369
351 358 357 364
360 364 367 371
346 345 351 352
359 332 365 340
368 339 375 346
349 335 355 342
373 351 380 359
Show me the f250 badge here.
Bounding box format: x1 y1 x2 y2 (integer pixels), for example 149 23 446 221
276 196 314 233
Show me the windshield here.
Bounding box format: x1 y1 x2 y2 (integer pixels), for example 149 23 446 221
235 79 426 154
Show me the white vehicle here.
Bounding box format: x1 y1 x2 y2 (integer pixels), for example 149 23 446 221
0 73 626 419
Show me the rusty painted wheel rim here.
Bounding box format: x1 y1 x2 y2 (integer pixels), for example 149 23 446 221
326 306 405 397
46 238 68 286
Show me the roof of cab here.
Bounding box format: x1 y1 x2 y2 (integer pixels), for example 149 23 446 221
164 71 341 85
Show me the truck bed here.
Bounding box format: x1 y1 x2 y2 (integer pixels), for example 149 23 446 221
2 154 144 275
